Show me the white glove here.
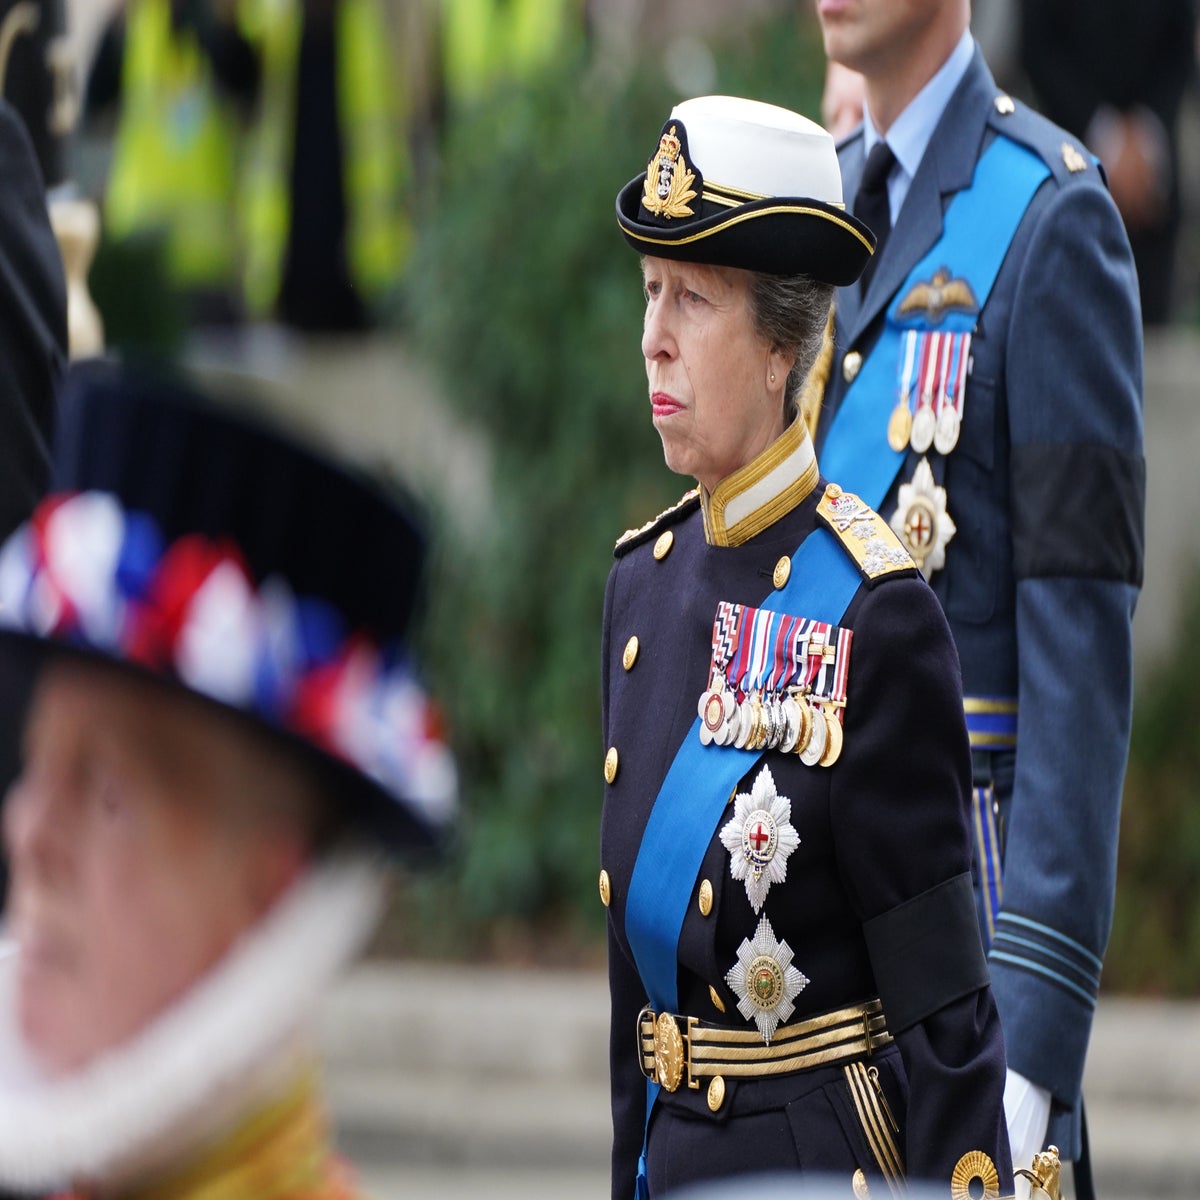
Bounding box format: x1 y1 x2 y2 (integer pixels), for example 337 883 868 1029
1004 1068 1052 1197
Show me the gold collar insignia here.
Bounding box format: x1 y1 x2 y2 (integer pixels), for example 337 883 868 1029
896 267 978 325
701 420 819 547
642 125 698 220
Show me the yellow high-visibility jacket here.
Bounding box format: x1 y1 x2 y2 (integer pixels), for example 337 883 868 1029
240 0 411 318
104 0 246 290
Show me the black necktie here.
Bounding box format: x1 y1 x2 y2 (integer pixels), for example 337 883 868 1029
854 140 896 295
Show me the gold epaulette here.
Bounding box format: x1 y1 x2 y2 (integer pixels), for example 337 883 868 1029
614 488 700 551
816 483 915 583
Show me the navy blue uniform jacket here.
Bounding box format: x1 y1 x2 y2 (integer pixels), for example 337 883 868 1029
600 426 1012 1198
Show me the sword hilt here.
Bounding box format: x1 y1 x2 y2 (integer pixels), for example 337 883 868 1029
1015 1145 1063 1200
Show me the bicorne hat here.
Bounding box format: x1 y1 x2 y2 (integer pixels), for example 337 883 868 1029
616 94 874 285
0 361 456 855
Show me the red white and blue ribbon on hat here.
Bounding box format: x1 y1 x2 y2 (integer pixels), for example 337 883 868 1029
0 490 456 834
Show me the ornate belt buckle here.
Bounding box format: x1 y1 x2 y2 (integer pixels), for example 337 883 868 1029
653 1012 685 1092
638 1007 699 1092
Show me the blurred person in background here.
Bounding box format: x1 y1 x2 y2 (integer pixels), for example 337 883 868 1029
240 0 411 332
819 0 1022 140
811 0 1145 1194
84 0 259 326
0 361 456 1198
603 94 1012 1200
819 59 863 139
1019 0 1198 325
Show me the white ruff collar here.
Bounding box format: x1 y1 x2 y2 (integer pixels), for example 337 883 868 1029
0 854 385 1193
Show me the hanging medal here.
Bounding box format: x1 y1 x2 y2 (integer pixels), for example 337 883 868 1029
816 625 852 768
743 608 775 751
729 608 758 749
934 332 970 456
798 641 829 767
909 332 940 454
781 686 811 755
760 613 794 752
698 602 741 745
887 330 919 452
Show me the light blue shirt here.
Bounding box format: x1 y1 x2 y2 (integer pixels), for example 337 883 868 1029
861 29 975 224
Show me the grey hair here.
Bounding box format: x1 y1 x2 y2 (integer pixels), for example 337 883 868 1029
747 273 835 426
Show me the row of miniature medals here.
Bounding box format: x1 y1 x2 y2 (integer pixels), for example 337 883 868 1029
696 600 851 769
885 327 970 576
888 327 969 455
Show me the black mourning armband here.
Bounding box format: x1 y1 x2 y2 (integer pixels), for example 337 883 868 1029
862 873 989 1033
1011 443 1145 585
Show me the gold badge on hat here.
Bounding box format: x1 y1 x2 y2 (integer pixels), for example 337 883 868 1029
642 124 698 220
897 267 978 325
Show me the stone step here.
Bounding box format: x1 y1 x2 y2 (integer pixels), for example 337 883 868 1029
319 964 1200 1196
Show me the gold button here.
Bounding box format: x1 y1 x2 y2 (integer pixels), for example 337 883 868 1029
598 869 611 907
707 1075 726 1112
622 635 639 671
708 984 726 1014
698 878 713 917
653 530 674 560
604 746 619 784
824 482 843 500
772 555 791 590
842 351 862 383
994 93 1015 115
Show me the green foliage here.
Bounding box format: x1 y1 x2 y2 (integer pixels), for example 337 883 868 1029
1106 570 1200 994
402 56 674 954
396 14 827 958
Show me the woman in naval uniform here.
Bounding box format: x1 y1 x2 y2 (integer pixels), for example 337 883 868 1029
600 96 1014 1200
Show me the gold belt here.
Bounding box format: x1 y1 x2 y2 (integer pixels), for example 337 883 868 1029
638 998 892 1093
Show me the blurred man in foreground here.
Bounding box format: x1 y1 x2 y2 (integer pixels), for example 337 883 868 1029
0 361 456 1197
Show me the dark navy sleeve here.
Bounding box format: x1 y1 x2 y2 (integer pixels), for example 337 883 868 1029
602 557 648 1200
832 576 1012 1186
995 175 1143 1108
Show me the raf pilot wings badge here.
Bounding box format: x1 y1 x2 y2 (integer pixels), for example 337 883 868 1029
896 267 978 325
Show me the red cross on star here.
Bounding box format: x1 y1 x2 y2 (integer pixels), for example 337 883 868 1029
908 508 933 546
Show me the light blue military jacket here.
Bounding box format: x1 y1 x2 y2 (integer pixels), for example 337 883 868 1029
815 46 1145 1159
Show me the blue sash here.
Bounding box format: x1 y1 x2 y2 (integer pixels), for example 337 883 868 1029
820 135 1050 512
624 524 862 1198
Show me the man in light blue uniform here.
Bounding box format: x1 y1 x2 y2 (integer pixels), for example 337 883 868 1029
812 1 1145 1192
